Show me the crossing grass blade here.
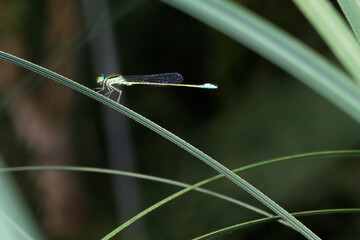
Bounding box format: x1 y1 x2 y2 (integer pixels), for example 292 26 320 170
193 208 360 240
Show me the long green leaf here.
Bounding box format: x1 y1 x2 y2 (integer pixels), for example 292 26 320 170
293 0 360 83
161 0 360 125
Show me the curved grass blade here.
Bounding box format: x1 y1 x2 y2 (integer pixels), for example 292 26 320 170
0 165 272 218
193 208 360 240
0 150 357 236
293 0 360 84
161 0 360 125
1 150 358 238
0 50 319 239
2 50 355 239
0 0 147 117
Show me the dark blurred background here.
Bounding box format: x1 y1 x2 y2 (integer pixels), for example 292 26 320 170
0 0 359 239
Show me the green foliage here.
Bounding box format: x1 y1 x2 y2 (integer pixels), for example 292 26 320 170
1 0 360 239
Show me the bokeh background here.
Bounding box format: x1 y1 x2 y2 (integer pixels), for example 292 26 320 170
0 0 359 239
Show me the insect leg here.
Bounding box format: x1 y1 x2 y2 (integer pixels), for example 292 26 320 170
113 88 122 103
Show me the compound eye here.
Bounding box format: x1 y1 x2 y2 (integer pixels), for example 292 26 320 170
96 74 105 84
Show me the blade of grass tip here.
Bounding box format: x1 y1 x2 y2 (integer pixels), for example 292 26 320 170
0 51 95 100
194 208 360 240
293 0 360 84
337 0 360 42
0 52 317 238
0 0 147 117
161 0 360 125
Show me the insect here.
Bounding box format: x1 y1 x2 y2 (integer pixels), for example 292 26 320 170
96 72 218 102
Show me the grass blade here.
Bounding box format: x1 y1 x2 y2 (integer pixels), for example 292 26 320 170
293 0 360 83
161 0 360 125
101 150 359 239
0 155 43 240
0 165 273 218
2 150 358 236
193 208 360 240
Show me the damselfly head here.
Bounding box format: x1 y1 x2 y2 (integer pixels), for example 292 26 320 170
96 74 105 84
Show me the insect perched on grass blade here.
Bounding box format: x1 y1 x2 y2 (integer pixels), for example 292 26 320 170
95 72 218 102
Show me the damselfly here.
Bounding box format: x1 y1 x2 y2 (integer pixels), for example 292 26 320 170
96 72 217 102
